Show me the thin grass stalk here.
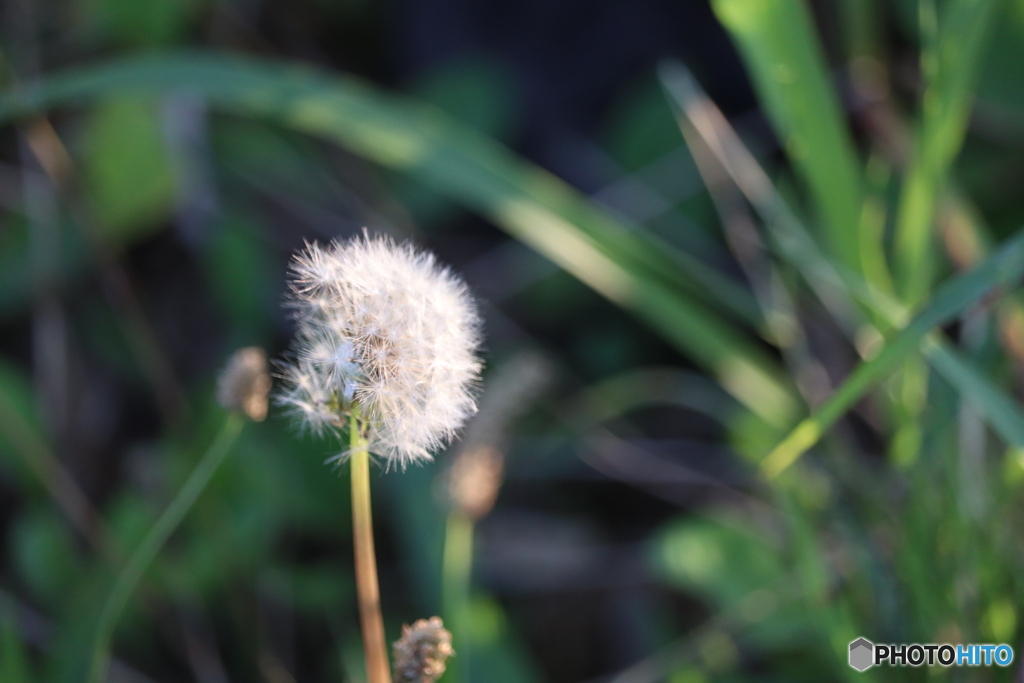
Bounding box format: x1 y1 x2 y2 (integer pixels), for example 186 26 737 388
349 409 392 683
442 510 474 682
87 414 243 683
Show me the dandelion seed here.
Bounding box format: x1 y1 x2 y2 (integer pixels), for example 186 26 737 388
392 617 454 683
276 232 483 467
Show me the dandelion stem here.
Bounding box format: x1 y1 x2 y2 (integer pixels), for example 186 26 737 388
87 414 243 683
350 410 392 683
442 510 474 682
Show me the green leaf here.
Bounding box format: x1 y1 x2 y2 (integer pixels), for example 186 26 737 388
761 229 1024 478
893 0 1005 304
0 53 799 427
710 0 864 274
81 96 176 245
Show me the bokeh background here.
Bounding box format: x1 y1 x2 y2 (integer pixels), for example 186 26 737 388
2 0 1024 681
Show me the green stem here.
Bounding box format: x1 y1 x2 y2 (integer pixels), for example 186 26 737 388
88 414 243 683
442 511 474 682
350 411 392 683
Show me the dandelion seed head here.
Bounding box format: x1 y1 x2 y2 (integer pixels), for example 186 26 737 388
277 233 482 466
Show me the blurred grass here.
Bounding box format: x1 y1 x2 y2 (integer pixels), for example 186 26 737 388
710 0 864 276
661 61 1024 480
762 228 1024 478
0 0 1023 680
0 52 799 430
657 1 1024 680
0 608 34 682
894 0 1004 305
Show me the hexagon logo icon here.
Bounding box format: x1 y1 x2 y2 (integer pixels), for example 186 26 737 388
849 638 874 672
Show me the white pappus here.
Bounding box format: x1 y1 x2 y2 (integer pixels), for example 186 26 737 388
276 232 483 468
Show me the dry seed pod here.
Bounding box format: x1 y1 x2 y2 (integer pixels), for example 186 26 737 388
448 445 504 520
444 351 551 518
217 347 271 421
392 616 454 683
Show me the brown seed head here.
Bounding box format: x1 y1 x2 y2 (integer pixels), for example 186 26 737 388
217 347 271 421
392 616 454 683
448 445 504 520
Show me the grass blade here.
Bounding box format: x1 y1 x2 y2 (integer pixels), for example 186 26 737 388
0 53 798 426
761 229 1024 478
893 0 1004 304
710 0 863 275
924 341 1024 448
663 63 1024 466
89 414 243 682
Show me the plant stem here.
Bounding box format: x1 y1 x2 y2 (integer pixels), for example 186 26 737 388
442 510 474 682
88 414 243 683
350 411 392 683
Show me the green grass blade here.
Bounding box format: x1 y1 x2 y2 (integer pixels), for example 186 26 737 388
710 0 863 275
924 341 1024 448
659 62 860 331
89 414 243 683
893 0 1004 304
0 53 797 426
0 54 758 328
662 64 1024 466
760 229 1024 478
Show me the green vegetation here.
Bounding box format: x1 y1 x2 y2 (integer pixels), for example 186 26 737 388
1 0 1023 680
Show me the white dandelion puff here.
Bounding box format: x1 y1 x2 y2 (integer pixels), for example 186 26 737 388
276 232 483 467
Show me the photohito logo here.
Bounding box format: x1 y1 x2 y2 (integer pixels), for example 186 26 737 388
848 638 1014 671
849 638 874 671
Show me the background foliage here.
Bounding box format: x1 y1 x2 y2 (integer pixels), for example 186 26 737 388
2 0 1024 681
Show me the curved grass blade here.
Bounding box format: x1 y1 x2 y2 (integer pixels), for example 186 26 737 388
0 53 797 426
89 414 243 682
661 62 1024 468
893 0 1004 305
761 229 1024 478
710 0 864 275
924 341 1024 449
